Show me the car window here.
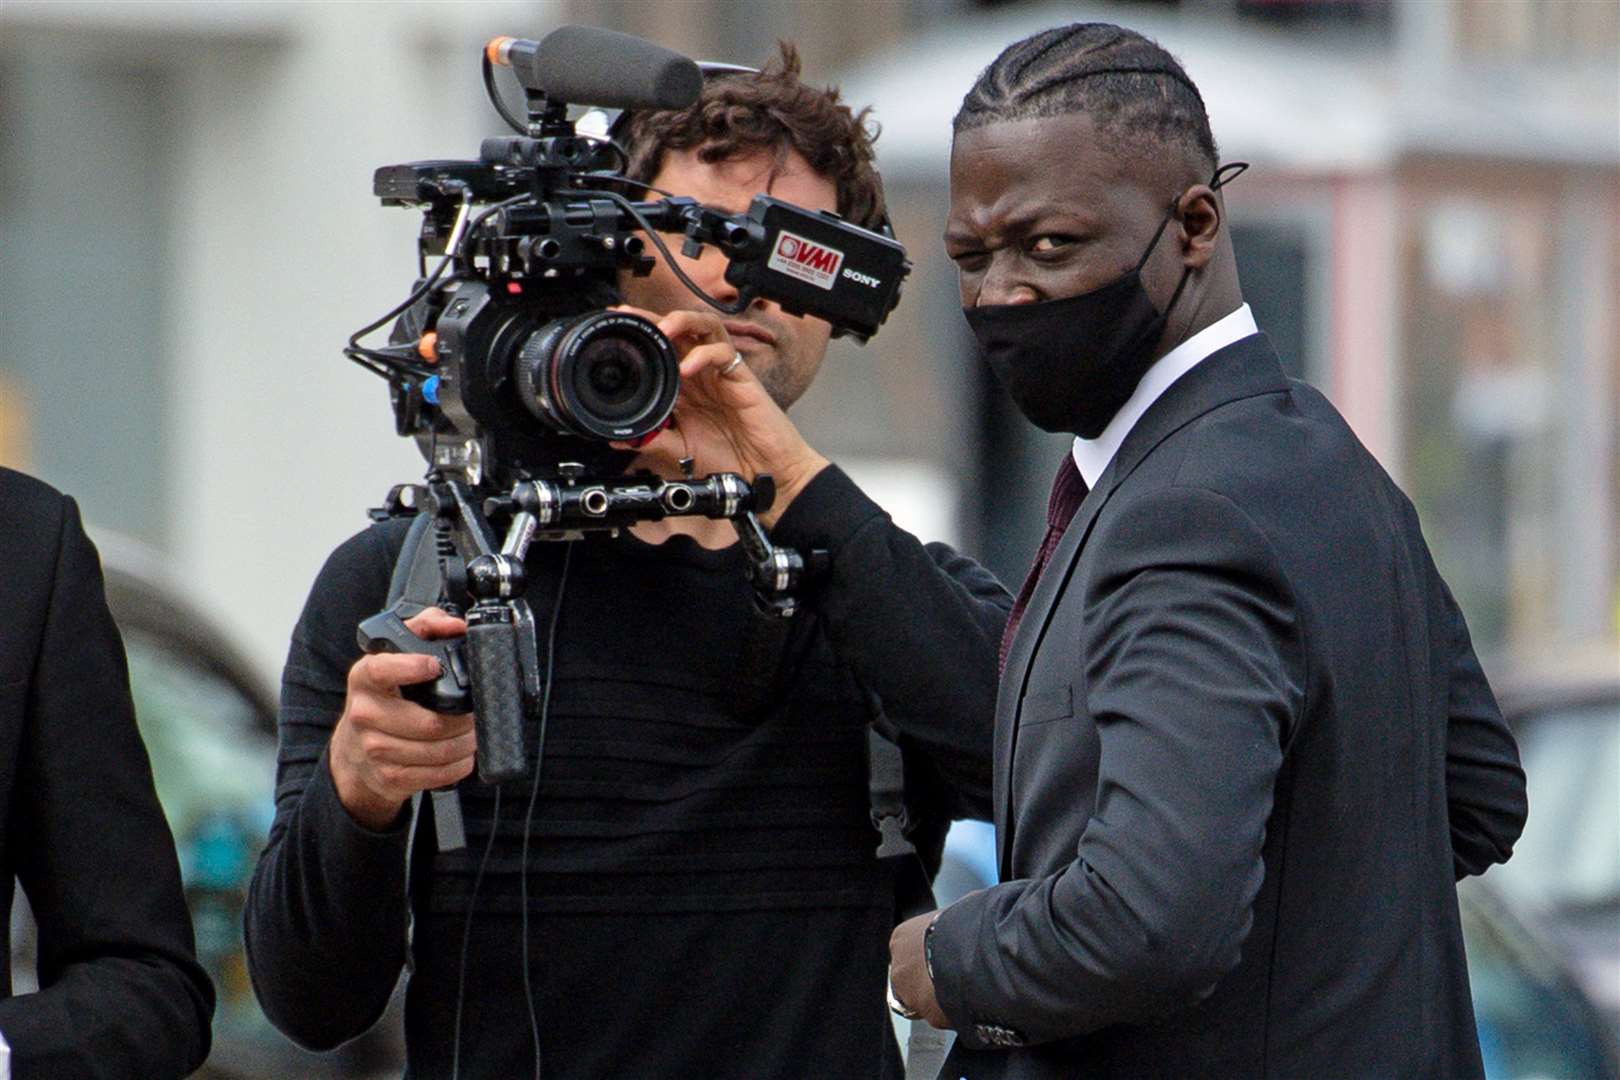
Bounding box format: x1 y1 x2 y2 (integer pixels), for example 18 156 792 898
1461 881 1618 1079
1495 702 1620 910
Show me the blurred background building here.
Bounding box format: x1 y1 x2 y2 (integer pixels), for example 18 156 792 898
1 1 1616 1074
1 0 1613 685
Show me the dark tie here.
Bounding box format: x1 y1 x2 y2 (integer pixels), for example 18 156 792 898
999 454 1088 674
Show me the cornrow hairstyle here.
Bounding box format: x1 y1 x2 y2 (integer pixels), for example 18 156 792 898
621 41 886 232
955 22 1219 176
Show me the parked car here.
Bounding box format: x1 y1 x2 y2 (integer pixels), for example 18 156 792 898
1490 672 1620 1029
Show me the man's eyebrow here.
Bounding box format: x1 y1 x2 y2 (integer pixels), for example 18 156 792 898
1008 203 1101 230
945 205 1100 243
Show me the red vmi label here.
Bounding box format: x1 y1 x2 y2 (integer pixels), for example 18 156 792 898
768 231 844 291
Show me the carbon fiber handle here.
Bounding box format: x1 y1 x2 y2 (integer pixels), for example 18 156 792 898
466 614 527 784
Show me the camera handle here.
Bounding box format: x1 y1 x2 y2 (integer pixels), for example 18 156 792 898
358 475 541 785
362 467 825 783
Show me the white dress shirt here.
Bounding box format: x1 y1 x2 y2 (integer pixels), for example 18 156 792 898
1071 303 1259 488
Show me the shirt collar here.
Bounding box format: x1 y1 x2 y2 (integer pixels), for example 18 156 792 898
1071 303 1259 488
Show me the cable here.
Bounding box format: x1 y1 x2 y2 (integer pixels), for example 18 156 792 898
572 187 752 316
450 785 503 1080
344 189 476 378
344 191 524 381
568 132 632 175
483 51 527 135
454 193 529 266
574 172 671 199
518 539 573 1080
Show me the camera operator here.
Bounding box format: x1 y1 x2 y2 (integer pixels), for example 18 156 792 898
244 44 1008 1079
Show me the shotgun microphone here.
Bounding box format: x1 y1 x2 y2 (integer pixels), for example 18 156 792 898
486 26 702 111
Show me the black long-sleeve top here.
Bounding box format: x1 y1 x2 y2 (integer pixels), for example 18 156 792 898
0 468 214 1078
244 465 1008 1078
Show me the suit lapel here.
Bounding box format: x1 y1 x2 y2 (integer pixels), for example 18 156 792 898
993 463 1115 875
992 334 1288 876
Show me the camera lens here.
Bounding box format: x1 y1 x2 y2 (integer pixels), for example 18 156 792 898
513 311 678 441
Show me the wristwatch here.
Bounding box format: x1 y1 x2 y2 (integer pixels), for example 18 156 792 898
887 978 923 1021
924 910 940 982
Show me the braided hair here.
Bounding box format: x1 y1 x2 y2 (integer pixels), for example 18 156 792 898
955 23 1218 180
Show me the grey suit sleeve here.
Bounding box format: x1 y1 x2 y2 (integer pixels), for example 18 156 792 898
243 526 413 1049
0 497 214 1078
770 465 1010 819
1435 577 1526 879
930 486 1302 1045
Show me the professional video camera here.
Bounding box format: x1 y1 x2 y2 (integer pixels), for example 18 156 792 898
349 25 907 480
347 26 911 790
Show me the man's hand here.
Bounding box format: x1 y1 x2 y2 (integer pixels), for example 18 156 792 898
329 607 477 830
613 306 829 528
889 910 952 1029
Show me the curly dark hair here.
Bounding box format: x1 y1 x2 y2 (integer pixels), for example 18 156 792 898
621 41 886 232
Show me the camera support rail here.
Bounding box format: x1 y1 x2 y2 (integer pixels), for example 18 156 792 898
358 468 824 786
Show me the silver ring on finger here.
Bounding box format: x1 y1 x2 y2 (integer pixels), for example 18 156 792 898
721 351 744 376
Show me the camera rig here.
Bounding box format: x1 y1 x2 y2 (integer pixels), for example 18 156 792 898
347 26 911 786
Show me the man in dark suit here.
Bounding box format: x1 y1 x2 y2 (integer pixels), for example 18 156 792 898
884 22 1528 1078
0 467 214 1077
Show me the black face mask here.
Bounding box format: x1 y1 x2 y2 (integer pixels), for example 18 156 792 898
963 163 1247 438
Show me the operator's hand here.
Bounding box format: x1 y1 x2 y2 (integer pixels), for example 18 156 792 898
611 306 830 528
888 910 952 1030
329 607 476 831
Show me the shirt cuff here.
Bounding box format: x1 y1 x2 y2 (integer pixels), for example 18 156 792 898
767 463 888 557
927 891 986 1045
304 749 412 861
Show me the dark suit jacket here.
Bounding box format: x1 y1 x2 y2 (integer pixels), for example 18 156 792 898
0 468 213 1077
929 336 1526 1078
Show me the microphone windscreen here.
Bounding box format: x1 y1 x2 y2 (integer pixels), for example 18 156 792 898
527 26 702 111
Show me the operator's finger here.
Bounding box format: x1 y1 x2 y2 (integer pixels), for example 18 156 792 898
404 606 467 641
680 342 762 386
351 650 444 695
356 699 476 742
368 757 477 795
609 303 663 325
362 727 478 767
610 424 683 458
656 309 729 346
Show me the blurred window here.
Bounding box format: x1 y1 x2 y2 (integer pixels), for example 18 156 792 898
1236 0 1392 33
1493 701 1620 912
1231 221 1319 385
1398 181 1618 659
0 45 174 546
1455 0 1620 65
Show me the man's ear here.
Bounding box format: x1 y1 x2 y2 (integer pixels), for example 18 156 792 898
1176 185 1222 271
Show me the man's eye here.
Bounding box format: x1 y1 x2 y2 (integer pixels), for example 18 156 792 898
1027 235 1076 255
948 250 989 271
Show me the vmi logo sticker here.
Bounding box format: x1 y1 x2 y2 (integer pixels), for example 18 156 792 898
768 231 844 291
